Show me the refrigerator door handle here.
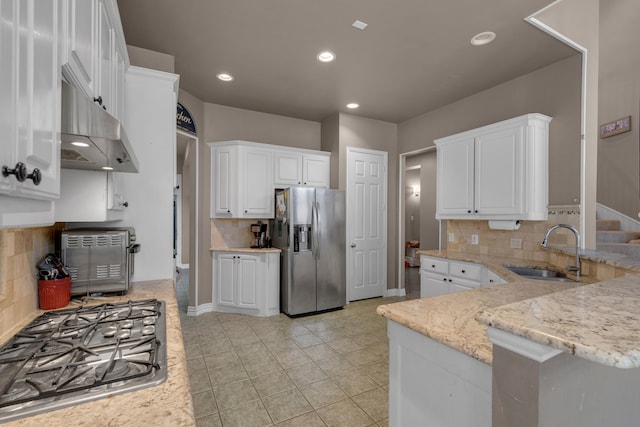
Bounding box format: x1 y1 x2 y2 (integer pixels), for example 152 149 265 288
312 201 319 259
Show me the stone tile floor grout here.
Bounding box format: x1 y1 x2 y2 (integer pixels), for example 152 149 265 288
176 267 420 426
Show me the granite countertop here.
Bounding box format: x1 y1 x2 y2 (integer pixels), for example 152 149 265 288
476 274 640 368
1 279 195 426
379 249 640 369
210 247 281 253
377 279 576 365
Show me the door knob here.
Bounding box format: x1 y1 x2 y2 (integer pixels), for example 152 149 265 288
350 243 356 248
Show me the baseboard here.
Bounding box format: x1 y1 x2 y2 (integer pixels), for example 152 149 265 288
187 302 214 316
385 288 406 297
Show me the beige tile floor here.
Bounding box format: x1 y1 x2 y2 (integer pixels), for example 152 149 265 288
177 268 419 426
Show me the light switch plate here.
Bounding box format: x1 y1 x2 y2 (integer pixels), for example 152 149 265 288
471 234 479 245
448 232 455 242
510 238 522 249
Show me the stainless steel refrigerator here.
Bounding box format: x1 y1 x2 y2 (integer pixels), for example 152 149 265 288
272 187 346 316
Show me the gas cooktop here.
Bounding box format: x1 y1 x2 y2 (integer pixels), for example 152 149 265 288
0 299 167 423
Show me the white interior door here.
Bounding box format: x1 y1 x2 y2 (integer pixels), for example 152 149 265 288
347 147 387 301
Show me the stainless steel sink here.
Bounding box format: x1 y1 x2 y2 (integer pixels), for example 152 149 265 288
504 266 577 282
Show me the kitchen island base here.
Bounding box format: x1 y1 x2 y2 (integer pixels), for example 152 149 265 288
490 327 640 427
387 320 491 427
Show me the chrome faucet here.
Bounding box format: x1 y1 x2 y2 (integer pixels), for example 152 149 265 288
540 224 581 277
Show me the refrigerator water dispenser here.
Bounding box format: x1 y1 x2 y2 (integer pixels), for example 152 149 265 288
293 224 312 252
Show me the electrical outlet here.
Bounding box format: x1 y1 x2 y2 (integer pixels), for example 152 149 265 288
448 232 455 242
471 234 479 245
510 238 522 249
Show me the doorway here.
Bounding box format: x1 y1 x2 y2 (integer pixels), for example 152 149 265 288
398 147 440 296
175 130 198 310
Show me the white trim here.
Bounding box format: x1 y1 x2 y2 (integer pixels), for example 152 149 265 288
346 146 388 301
596 203 640 232
187 303 214 317
487 327 562 363
385 287 406 298
526 6 588 249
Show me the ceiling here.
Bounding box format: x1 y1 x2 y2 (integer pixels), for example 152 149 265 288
117 0 577 124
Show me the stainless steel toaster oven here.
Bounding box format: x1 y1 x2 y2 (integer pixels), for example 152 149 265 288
60 228 140 295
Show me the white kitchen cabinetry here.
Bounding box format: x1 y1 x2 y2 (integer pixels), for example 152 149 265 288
210 142 274 218
212 251 280 316
61 0 127 120
435 113 551 221
0 0 61 227
486 269 507 286
54 169 127 222
387 320 491 427
420 255 505 298
273 150 330 188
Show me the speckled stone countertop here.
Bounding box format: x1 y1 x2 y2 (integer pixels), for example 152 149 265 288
1 279 195 426
376 250 583 365
210 247 281 253
477 274 640 368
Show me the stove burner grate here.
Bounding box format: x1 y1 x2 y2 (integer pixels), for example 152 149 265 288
0 299 167 423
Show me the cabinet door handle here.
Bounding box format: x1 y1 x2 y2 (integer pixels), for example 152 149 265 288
245 210 248 213
467 210 472 214
26 168 41 185
2 162 27 182
442 278 447 282
474 210 478 214
227 210 231 213
122 201 129 208
93 95 103 106
431 264 436 268
461 270 466 274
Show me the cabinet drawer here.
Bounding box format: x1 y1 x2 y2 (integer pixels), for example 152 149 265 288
420 257 448 275
448 261 483 281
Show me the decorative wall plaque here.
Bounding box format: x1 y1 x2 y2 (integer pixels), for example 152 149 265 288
600 115 631 138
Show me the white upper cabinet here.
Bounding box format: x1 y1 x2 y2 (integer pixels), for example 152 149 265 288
0 0 61 227
302 154 330 188
435 113 552 221
273 151 303 186
210 141 274 219
211 141 331 219
61 0 127 119
273 150 330 188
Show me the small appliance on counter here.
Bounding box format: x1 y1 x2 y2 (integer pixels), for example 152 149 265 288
60 228 140 296
250 222 268 248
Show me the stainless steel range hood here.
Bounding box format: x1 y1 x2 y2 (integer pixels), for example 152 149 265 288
60 81 139 173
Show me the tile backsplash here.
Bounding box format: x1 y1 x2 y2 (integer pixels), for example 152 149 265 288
0 226 56 339
210 218 270 248
445 206 581 260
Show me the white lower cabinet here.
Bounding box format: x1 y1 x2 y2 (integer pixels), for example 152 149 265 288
387 320 491 427
212 251 280 316
420 255 505 298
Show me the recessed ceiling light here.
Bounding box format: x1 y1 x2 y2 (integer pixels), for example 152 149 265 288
71 141 90 147
101 166 114 171
317 51 336 63
470 31 496 46
217 73 234 82
352 20 368 30
346 103 359 109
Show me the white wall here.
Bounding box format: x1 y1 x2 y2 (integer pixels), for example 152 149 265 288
120 66 179 281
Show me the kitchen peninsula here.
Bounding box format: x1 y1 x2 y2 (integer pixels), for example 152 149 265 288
0 279 195 426
378 250 640 427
